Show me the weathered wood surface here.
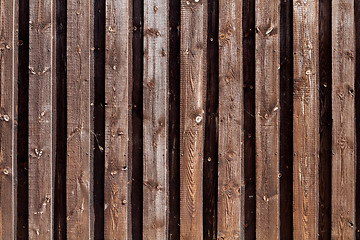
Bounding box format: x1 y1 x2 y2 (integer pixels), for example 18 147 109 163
104 0 131 238
67 0 94 238
3 1 360 239
255 0 280 238
217 0 243 238
28 0 55 237
143 0 169 239
293 1 319 239
332 0 356 238
180 0 207 238
0 0 18 238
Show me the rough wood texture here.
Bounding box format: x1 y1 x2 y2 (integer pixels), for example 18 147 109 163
67 0 94 238
180 0 207 238
332 0 356 238
0 0 18 238
255 0 280 238
104 0 131 238
143 0 169 239
28 0 55 238
217 0 243 238
293 1 319 239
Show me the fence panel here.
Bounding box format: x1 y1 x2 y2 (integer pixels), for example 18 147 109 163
2 0 360 239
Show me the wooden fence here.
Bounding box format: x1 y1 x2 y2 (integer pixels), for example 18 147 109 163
0 0 359 239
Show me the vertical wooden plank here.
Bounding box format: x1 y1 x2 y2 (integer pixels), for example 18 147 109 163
203 0 218 237
293 0 319 239
17 0 29 237
255 0 280 238
28 0 55 237
243 0 256 237
104 0 131 238
332 0 356 238
279 0 293 238
67 0 94 238
0 0 18 238
217 0 243 238
131 0 144 238
168 0 181 237
143 0 169 239
180 0 206 238
319 0 332 237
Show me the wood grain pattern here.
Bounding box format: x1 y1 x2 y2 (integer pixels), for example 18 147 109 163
28 0 55 238
217 0 243 238
0 0 18 238
293 1 319 239
143 0 169 239
67 0 94 238
104 0 131 238
180 0 207 238
332 0 356 238
255 0 280 238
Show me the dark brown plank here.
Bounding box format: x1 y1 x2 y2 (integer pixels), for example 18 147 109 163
131 0 144 238
17 0 29 237
180 0 207 238
203 0 218 238
66 0 94 238
332 0 356 238
168 0 181 237
319 0 332 238
279 0 293 238
28 0 55 237
255 0 280 238
293 1 319 238
143 0 169 238
104 0 131 238
242 0 256 237
217 0 243 238
54 0 67 238
0 0 18 238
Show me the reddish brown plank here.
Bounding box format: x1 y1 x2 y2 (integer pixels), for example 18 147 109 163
293 1 319 239
104 0 131 238
180 0 207 238
332 0 356 238
143 0 169 238
28 0 55 238
0 0 18 238
67 0 94 238
255 0 280 238
217 0 243 238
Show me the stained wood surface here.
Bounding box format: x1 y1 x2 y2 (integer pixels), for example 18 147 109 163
0 0 18 238
28 0 55 238
143 0 169 239
217 0 243 238
66 0 94 238
3 1 360 238
293 1 319 239
104 0 131 238
332 0 356 238
255 0 280 238
180 0 207 238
